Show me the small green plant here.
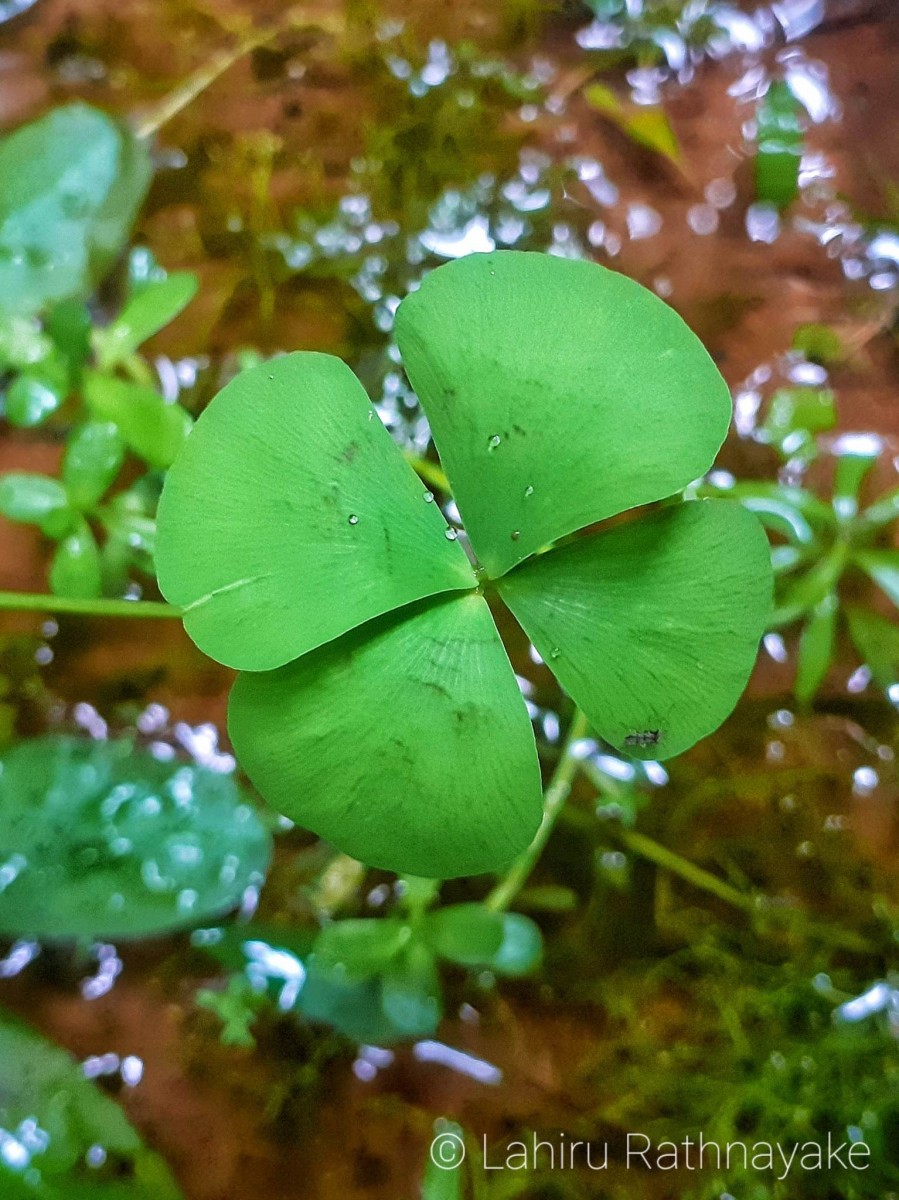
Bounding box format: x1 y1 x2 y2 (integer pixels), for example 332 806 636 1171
0 104 197 602
755 79 806 211
156 250 772 878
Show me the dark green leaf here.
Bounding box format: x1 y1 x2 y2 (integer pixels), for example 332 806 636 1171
425 903 505 966
0 735 272 940
156 352 477 672
498 501 771 759
62 421 124 509
228 593 542 878
0 1008 183 1198
83 373 192 471
95 272 198 369
0 104 151 315
48 519 102 598
394 251 732 578
794 593 839 704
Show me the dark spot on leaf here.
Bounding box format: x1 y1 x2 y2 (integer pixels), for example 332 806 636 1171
624 729 661 747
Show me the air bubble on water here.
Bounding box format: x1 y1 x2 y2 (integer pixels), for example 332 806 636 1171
445 528 458 541
348 514 359 525
488 434 501 449
423 491 434 503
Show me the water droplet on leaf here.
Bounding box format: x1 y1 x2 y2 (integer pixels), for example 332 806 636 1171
488 434 501 450
422 491 434 503
348 514 359 526
524 485 534 498
445 528 458 541
511 530 520 541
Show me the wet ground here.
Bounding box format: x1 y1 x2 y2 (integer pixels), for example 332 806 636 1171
1 1 899 1197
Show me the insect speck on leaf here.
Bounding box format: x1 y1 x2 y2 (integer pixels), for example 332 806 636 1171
625 730 661 747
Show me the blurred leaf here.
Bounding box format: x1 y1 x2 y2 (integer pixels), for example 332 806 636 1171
95 272 198 370
0 1008 184 1198
794 592 838 704
84 373 192 470
0 315 52 370
0 735 272 940
0 103 152 315
792 323 845 365
490 911 543 977
863 486 899 529
62 421 124 510
0 473 71 535
425 903 505 967
855 549 899 609
311 918 410 980
516 884 579 913
833 440 881 521
772 547 847 627
758 387 836 462
46 298 93 379
755 80 804 210
48 519 102 599
5 359 68 428
584 83 682 166
381 941 442 1037
845 605 899 695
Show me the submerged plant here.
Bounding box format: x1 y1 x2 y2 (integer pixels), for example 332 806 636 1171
156 251 771 878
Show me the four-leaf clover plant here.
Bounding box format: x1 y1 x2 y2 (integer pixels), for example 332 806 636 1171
155 251 772 879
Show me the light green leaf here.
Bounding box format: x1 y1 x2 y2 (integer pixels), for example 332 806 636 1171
5 362 67 428
425 902 505 966
83 373 192 471
862 486 899 529
311 918 410 980
755 80 804 210
845 605 899 695
0 735 271 940
95 272 198 369
62 421 125 509
228 592 542 878
0 103 151 315
758 386 836 461
490 911 543 977
394 251 732 578
497 500 771 759
49 518 102 598
794 592 839 704
833 438 881 521
0 473 70 534
422 1120 466 1200
0 1009 184 1198
157 352 477 672
584 84 683 167
0 314 53 370
855 549 899 609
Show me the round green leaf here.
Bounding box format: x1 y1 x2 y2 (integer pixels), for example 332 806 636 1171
425 902 505 966
0 103 151 316
311 917 411 980
489 911 543 977
157 352 477 671
5 365 66 428
83 373 192 471
497 500 772 759
0 736 272 940
228 592 542 878
0 1010 184 1199
394 251 732 578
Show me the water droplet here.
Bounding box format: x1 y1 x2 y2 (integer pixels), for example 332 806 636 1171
445 528 458 541
511 530 520 541
488 434 502 450
267 375 274 381
422 491 434 503
348 514 359 526
524 485 534 498
549 648 561 660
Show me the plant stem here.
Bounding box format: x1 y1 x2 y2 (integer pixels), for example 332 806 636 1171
485 709 591 912
134 5 345 140
0 592 182 619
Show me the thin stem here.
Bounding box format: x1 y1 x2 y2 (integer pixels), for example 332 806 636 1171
134 6 345 140
0 592 182 619
485 709 591 912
